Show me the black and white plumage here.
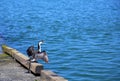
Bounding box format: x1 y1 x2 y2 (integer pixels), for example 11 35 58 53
38 40 44 53
26 40 48 63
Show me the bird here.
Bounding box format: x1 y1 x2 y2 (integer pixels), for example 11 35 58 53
26 40 48 63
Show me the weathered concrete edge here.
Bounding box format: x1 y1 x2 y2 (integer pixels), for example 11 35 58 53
2 45 68 81
41 70 68 81
2 45 43 74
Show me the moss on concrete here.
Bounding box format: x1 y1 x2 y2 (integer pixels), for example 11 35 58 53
0 53 13 65
0 53 9 58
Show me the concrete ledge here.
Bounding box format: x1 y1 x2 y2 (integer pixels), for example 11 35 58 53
2 45 68 81
2 45 43 74
41 70 68 81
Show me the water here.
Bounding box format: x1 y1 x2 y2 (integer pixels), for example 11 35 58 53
0 0 120 81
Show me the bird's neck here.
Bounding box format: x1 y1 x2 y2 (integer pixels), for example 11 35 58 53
38 42 42 52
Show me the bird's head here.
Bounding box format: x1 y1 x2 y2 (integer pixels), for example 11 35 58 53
39 40 44 45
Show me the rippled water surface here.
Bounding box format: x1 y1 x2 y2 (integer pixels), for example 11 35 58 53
0 0 120 81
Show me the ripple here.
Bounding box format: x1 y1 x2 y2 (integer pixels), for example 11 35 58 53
0 0 120 81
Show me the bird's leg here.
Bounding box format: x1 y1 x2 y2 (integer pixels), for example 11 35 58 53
28 60 31 73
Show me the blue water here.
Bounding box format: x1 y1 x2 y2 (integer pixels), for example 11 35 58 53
0 0 120 81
